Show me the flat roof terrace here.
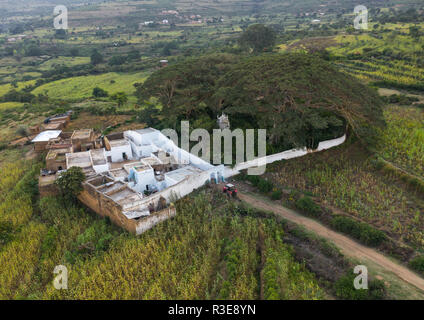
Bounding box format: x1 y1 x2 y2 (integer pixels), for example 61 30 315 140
46 147 71 160
124 161 152 173
165 165 203 184
97 181 126 194
109 159 139 170
141 156 163 167
107 187 144 206
90 149 107 166
66 151 92 168
71 129 93 140
109 139 130 148
32 130 62 143
108 168 129 179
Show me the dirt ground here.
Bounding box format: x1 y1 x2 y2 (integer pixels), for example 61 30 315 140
237 191 424 298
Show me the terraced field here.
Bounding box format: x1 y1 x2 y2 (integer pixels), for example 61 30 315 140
32 72 147 101
328 29 424 88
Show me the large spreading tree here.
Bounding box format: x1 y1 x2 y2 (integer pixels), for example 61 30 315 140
238 24 277 53
136 52 385 150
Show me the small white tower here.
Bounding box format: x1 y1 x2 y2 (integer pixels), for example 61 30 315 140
217 113 230 130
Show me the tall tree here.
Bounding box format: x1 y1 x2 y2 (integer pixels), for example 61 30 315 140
55 166 86 205
110 92 128 107
90 49 104 65
238 24 276 53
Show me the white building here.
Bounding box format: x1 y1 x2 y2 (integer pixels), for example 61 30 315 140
64 128 225 218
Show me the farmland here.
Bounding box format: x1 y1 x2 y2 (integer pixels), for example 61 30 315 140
377 105 424 178
267 140 424 249
0 0 424 302
32 72 147 102
0 162 324 300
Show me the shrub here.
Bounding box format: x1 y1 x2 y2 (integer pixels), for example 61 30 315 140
331 216 386 246
271 190 283 200
0 222 14 246
92 87 109 98
295 196 322 216
55 166 86 204
409 255 424 275
246 175 260 186
258 179 273 193
335 271 386 300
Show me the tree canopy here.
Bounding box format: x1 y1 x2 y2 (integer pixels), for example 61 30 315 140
90 49 104 65
136 52 385 149
55 166 86 204
238 24 276 53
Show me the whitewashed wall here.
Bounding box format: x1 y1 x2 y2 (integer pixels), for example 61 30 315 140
105 144 133 163
224 134 346 178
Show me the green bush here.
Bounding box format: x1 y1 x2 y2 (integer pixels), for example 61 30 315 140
295 196 322 216
335 271 386 300
64 219 117 264
0 221 14 246
409 255 424 275
246 175 260 186
331 216 386 246
258 179 273 193
238 173 274 193
271 190 283 200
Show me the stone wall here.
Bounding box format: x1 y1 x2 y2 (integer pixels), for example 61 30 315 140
224 134 347 178
78 183 177 235
135 206 176 235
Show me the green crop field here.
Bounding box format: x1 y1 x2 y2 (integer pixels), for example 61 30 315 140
38 57 91 71
32 72 147 101
1 0 424 302
0 102 25 110
377 105 424 178
0 80 36 96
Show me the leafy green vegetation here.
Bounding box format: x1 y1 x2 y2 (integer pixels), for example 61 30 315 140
0 161 324 300
268 142 424 249
55 166 86 204
31 72 146 102
334 270 386 300
0 0 423 301
408 256 424 275
331 216 387 247
295 196 322 217
138 52 383 149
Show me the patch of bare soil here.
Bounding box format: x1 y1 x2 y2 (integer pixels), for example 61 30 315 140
66 112 132 132
9 135 36 146
283 228 349 284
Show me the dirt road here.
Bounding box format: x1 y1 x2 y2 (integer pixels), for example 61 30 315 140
239 193 424 292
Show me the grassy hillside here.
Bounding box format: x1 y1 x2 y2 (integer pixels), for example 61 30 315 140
32 72 147 102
